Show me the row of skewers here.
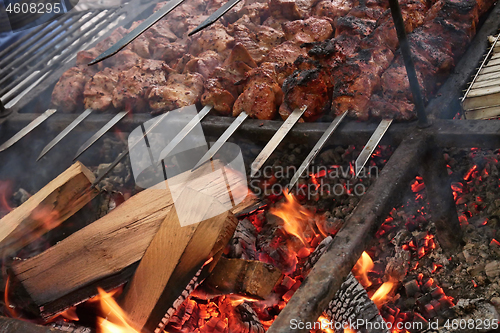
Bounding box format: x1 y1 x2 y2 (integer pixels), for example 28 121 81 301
0 0 493 189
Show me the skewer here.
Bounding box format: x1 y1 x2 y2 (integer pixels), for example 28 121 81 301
288 112 348 190
188 0 244 36
191 111 249 171
88 0 187 65
156 105 213 164
73 110 129 160
90 111 170 188
0 109 56 153
37 108 93 161
355 0 428 176
250 106 307 177
354 119 393 177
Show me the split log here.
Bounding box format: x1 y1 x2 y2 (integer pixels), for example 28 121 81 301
120 196 238 333
304 237 389 333
201 257 282 299
0 162 98 257
0 316 91 333
11 160 254 319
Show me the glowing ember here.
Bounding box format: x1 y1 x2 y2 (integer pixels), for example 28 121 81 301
93 287 139 333
353 251 374 288
464 165 477 181
269 189 315 246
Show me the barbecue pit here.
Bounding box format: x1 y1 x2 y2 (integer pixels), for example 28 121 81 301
2 0 500 332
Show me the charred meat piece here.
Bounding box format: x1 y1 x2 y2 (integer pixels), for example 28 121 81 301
331 46 394 120
279 68 332 122
201 44 257 116
112 60 170 111
148 73 205 114
149 37 188 66
182 51 223 79
188 23 235 57
233 66 283 120
265 41 308 64
51 66 94 113
334 16 376 38
99 49 142 72
83 68 120 111
283 17 334 44
313 0 355 20
76 27 127 65
231 19 284 64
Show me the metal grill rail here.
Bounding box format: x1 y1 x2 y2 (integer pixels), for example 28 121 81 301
0 7 125 109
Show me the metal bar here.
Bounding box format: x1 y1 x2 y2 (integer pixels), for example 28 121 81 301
355 119 393 177
0 11 92 85
0 11 79 68
37 108 93 161
420 139 463 252
191 111 249 170
0 19 52 60
156 104 212 163
188 0 244 36
267 133 429 333
73 110 128 160
288 112 348 190
250 107 307 177
388 0 429 127
0 8 122 101
89 0 187 65
0 109 56 152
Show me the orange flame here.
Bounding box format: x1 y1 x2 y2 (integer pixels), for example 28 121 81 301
370 280 397 308
353 252 374 288
93 287 140 333
4 276 18 318
0 181 13 215
317 315 334 333
269 190 315 246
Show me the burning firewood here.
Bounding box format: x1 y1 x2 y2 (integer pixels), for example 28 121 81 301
304 236 389 333
0 162 99 257
201 257 282 299
10 160 256 319
119 198 239 333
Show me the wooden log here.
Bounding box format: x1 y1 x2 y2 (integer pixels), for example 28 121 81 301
201 257 282 300
0 162 98 257
120 193 239 333
11 160 254 319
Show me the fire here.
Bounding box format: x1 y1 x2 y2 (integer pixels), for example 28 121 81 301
371 280 397 308
4 276 18 318
0 181 13 216
353 251 374 288
269 189 315 246
317 315 334 333
93 287 139 333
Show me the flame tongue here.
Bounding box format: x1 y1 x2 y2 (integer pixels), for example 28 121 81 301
94 287 140 333
269 190 315 246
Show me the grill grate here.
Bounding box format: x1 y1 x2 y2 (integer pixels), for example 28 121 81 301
0 7 126 109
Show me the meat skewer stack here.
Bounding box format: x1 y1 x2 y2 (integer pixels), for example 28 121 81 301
26 0 497 167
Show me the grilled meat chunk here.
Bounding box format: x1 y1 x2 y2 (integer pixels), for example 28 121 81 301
334 16 376 38
233 66 283 120
83 68 120 111
51 66 93 113
279 68 331 122
182 51 223 78
148 73 205 114
313 0 355 20
75 27 127 66
100 49 142 72
265 41 308 64
112 60 170 111
283 17 334 43
231 17 284 64
188 23 235 57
